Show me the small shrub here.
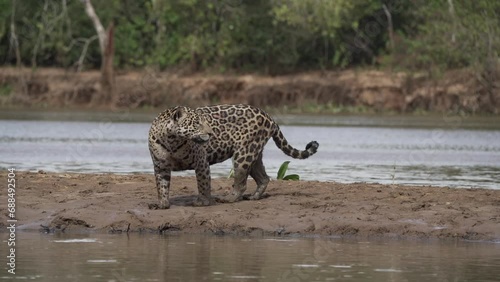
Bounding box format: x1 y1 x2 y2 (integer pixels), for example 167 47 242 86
277 161 300 181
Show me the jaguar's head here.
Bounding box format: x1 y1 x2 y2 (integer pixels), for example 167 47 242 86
167 106 212 144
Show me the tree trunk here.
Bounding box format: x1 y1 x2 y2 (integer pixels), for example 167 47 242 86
101 22 115 104
81 0 114 104
382 4 394 51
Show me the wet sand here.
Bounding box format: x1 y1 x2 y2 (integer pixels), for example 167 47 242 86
2 171 499 241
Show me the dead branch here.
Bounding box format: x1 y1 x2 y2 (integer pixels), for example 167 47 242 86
75 35 98 72
382 4 394 51
80 0 106 53
447 0 456 44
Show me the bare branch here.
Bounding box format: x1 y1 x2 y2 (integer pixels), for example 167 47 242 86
62 0 73 38
382 4 394 51
75 35 98 72
80 0 106 53
447 0 456 44
31 0 49 68
31 1 69 68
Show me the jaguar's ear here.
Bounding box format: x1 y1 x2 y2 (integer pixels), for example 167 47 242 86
172 107 184 122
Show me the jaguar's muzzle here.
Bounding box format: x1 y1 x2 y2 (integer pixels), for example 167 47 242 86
192 134 210 144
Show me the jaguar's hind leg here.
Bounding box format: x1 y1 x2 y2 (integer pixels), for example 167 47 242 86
221 168 248 202
221 153 254 203
249 154 270 200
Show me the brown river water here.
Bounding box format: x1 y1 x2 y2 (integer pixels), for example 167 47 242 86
1 111 500 281
1 232 500 281
1 111 499 189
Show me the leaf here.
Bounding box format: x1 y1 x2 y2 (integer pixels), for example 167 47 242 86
277 161 290 180
227 168 234 179
283 174 300 181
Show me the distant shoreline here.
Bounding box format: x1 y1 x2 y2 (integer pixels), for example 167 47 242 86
2 108 500 132
1 67 498 115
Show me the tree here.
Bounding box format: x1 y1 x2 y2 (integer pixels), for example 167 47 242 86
81 0 115 104
401 0 500 70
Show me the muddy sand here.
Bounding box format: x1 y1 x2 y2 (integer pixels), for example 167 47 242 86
1 171 499 241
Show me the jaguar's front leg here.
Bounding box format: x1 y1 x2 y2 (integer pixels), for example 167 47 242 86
194 156 214 206
154 161 172 209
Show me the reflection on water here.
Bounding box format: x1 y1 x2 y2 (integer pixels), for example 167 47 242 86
1 232 499 282
1 113 499 189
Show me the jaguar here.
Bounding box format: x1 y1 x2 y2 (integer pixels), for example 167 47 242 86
148 104 319 209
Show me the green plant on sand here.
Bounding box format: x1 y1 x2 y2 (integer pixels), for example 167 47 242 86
277 161 300 181
227 161 300 181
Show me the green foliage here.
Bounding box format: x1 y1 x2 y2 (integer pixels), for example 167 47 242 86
277 161 299 181
0 84 12 96
0 0 497 73
0 1 10 39
397 0 500 72
282 174 300 181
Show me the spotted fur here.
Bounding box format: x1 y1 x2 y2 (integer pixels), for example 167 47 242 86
148 104 319 209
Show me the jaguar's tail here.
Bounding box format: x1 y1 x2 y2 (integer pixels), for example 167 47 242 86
272 125 319 159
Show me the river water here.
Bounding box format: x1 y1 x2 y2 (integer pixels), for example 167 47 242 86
1 111 500 281
1 232 499 282
1 110 499 189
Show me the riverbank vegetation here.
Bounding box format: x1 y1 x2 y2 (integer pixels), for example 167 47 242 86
0 0 499 113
